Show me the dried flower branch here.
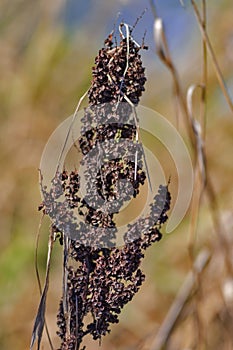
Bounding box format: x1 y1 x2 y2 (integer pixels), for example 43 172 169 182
31 23 171 350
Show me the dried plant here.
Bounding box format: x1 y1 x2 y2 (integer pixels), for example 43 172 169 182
30 24 171 350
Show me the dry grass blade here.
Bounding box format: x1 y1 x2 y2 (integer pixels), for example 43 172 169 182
152 13 195 145
56 90 89 174
35 215 54 350
149 0 158 18
191 0 233 113
191 2 233 276
187 84 206 186
149 249 211 350
186 84 207 268
30 230 55 350
149 2 233 349
200 0 207 138
185 86 208 348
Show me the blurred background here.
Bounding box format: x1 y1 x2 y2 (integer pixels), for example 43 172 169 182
0 1 233 349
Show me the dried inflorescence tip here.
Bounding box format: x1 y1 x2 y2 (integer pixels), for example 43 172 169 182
88 32 147 105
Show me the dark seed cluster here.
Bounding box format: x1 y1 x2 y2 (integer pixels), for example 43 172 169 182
40 27 171 350
88 33 147 105
56 183 170 349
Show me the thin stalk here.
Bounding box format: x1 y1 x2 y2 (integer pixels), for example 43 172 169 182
200 0 207 138
152 11 195 146
35 215 55 350
191 0 233 113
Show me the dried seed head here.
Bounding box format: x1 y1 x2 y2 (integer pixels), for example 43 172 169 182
88 35 147 106
41 27 172 350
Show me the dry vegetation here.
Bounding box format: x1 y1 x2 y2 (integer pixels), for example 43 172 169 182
0 1 233 350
